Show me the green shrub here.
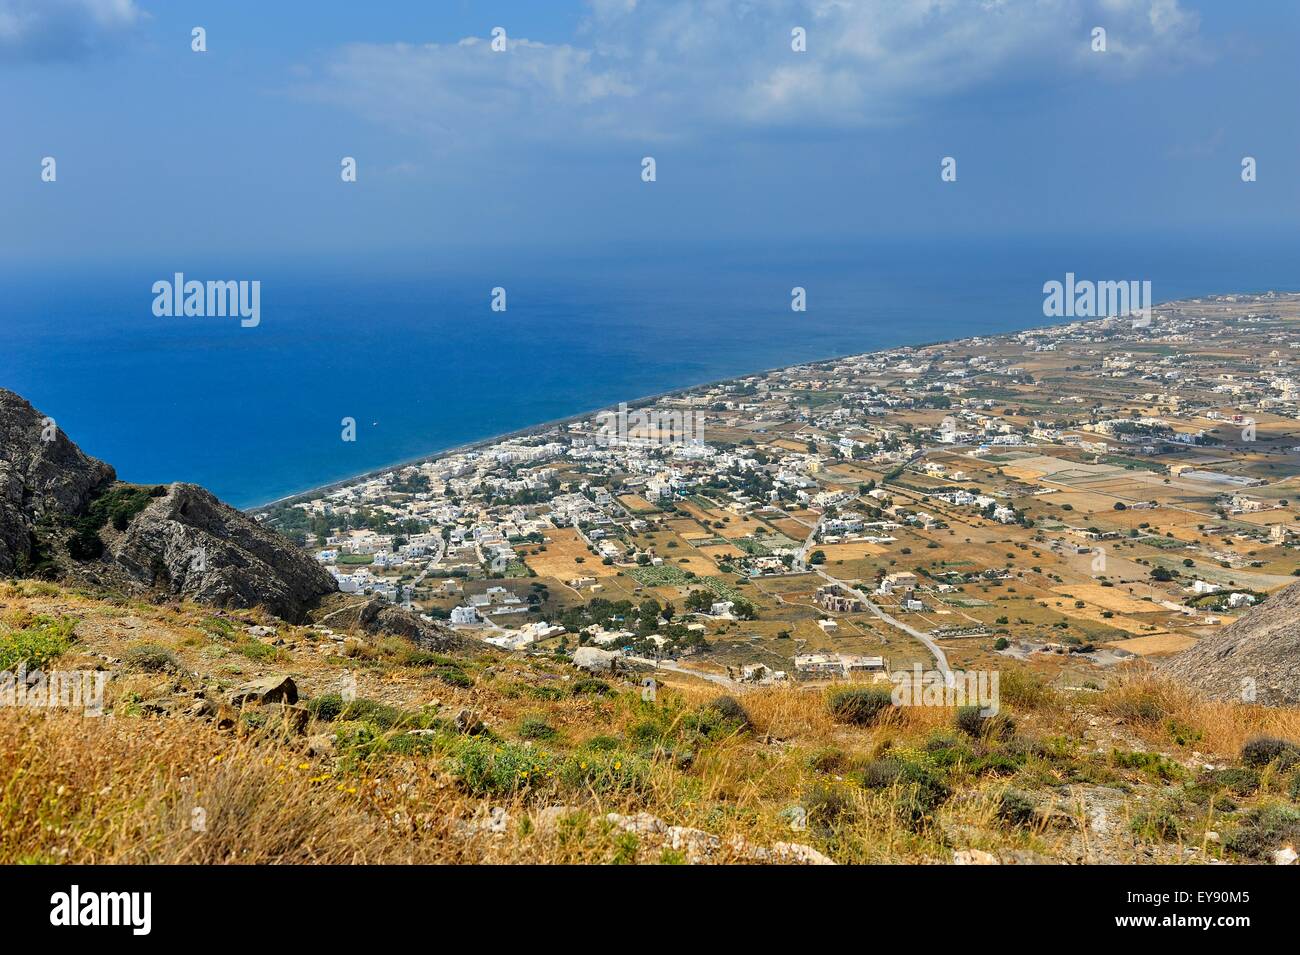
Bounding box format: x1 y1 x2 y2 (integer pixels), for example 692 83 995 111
1207 766 1260 797
66 484 159 561
398 649 456 667
629 719 666 745
233 639 278 662
705 695 750 729
800 783 855 832
432 664 473 688
123 642 178 672
528 684 567 701
807 746 848 774
1130 803 1186 842
557 749 646 795
200 617 236 640
517 715 558 741
303 694 422 730
955 705 1015 740
1225 805 1300 860
995 787 1037 827
1111 749 1186 783
85 484 156 532
66 524 104 561
304 693 346 722
1165 718 1203 747
827 687 894 725
0 616 76 670
860 757 949 824
1241 737 1300 771
572 678 613 697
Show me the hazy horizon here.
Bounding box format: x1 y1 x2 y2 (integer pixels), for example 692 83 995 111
4 0 1299 267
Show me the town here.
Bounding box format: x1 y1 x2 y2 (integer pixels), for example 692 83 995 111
259 292 1300 691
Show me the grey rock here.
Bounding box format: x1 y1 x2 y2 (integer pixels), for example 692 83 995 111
534 806 583 832
306 733 336 757
100 483 336 622
0 388 335 621
572 647 620 673
953 849 1000 865
453 708 486 735
606 811 667 836
0 389 115 575
228 674 298 707
1164 579 1300 705
313 594 461 650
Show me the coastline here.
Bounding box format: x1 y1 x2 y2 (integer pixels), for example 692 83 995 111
242 291 1252 514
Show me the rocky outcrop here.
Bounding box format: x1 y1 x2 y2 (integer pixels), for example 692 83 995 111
0 390 114 574
311 593 461 651
89 482 337 622
1163 581 1300 706
0 389 464 646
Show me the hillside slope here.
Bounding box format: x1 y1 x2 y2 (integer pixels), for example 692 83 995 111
3 578 1300 864
1164 581 1300 706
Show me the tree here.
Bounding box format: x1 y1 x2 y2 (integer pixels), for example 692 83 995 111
685 590 714 613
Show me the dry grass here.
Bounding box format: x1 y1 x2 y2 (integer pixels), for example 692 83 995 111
1097 673 1300 758
3 579 1300 865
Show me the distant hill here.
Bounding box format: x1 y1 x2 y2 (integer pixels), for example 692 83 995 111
1164 581 1300 706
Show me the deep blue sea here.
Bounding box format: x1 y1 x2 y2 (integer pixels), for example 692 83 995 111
3 236 1298 508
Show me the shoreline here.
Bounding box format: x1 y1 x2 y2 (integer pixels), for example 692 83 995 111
244 290 1270 514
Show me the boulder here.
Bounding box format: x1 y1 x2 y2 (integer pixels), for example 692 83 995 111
100 483 336 623
228 675 298 707
572 647 620 673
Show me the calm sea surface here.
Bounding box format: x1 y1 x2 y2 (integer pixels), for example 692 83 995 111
2 236 1297 508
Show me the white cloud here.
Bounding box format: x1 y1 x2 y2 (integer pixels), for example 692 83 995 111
297 35 636 151
300 0 1204 146
0 0 142 62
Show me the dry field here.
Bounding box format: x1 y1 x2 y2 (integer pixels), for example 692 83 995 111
1103 633 1199 657
522 528 617 579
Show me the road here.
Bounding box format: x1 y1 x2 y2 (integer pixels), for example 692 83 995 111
766 500 953 681
625 656 747 690
812 567 954 684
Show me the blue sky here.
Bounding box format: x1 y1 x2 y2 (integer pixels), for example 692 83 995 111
3 0 1299 267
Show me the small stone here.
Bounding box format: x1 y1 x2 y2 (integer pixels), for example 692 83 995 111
305 734 336 757
953 849 1000 865
770 842 836 865
666 826 720 860
606 812 666 835
1273 846 1298 866
453 709 485 735
534 806 583 832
